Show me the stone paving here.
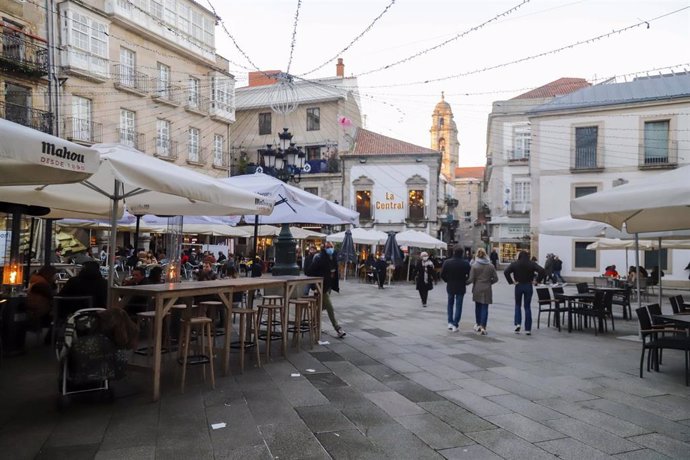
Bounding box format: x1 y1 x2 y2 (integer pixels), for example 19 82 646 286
1 277 690 459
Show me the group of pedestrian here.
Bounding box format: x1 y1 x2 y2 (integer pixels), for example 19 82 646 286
543 253 565 284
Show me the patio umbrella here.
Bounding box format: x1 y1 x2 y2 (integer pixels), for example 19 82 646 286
383 232 404 267
571 165 690 233
395 230 448 250
337 229 357 280
0 118 100 186
327 228 387 245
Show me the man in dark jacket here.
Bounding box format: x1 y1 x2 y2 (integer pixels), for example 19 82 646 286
374 255 388 289
308 242 345 338
440 248 471 331
504 251 545 335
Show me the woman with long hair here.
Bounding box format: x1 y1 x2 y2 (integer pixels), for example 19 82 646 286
467 248 499 335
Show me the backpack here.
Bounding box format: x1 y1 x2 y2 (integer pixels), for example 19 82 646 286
305 253 321 277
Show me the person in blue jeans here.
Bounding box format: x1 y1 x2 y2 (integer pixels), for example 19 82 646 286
440 248 471 332
466 249 498 335
504 251 545 335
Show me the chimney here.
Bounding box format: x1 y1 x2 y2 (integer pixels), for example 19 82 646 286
248 70 281 87
336 58 344 78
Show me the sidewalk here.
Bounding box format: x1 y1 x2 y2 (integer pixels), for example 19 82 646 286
1 278 690 459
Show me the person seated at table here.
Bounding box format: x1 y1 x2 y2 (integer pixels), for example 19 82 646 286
251 256 264 277
27 265 57 331
196 261 217 281
604 265 619 278
147 266 163 284
122 266 150 315
59 260 108 309
146 251 158 265
650 266 664 285
188 250 199 266
217 251 227 264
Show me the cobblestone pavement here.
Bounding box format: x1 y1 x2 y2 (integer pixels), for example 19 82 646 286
1 277 690 459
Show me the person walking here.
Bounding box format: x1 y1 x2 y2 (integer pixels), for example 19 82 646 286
466 248 498 335
374 255 387 289
490 249 499 268
440 248 471 332
552 255 565 284
307 242 346 338
504 251 545 335
415 252 435 308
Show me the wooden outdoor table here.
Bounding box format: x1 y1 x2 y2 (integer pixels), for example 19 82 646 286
112 277 286 401
655 314 690 328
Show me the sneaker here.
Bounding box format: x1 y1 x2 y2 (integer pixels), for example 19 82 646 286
336 328 347 338
480 327 487 336
473 324 480 332
448 323 454 330
422 304 427 308
514 325 521 334
525 331 531 336
451 326 458 332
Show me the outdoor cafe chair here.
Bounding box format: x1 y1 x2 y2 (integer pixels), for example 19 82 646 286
579 290 614 335
611 285 632 320
536 287 559 329
670 296 690 314
576 282 590 294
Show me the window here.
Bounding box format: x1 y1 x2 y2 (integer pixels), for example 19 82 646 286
644 249 669 271
439 117 444 128
643 120 670 164
213 134 225 166
211 76 233 112
119 109 136 148
178 4 190 35
356 190 371 220
157 63 170 98
188 127 200 162
191 10 203 43
258 112 271 135
151 0 163 19
72 96 92 142
306 146 321 161
187 77 200 107
574 241 596 269
156 119 171 156
574 185 598 198
463 211 472 223
306 108 320 131
119 47 136 87
164 0 176 25
512 180 530 213
512 125 530 160
65 7 108 76
408 190 425 220
574 126 598 169
304 187 318 196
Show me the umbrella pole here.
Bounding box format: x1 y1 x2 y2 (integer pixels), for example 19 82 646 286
133 215 141 252
658 237 662 307
108 180 120 298
252 215 259 258
25 217 35 288
43 218 53 268
635 234 641 310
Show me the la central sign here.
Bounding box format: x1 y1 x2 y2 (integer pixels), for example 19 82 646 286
376 192 404 210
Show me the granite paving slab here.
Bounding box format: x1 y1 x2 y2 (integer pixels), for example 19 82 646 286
466 428 557 459
35 444 101 460
437 444 503 460
534 437 611 460
439 389 513 417
626 433 690 459
365 390 427 417
487 394 566 421
296 405 358 433
418 400 496 433
486 413 566 443
361 328 397 338
258 422 330 460
318 386 372 409
309 351 346 362
93 445 156 460
366 422 445 460
384 378 447 403
544 417 642 455
395 413 474 450
316 429 387 460
305 371 349 389
451 353 505 369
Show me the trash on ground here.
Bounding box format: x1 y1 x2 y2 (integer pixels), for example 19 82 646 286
211 422 226 430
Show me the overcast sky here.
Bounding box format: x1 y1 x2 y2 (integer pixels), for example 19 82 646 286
212 0 690 166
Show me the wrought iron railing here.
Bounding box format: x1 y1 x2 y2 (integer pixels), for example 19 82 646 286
212 149 230 168
186 146 207 164
0 101 52 134
152 81 182 105
117 128 145 151
112 64 150 93
63 117 103 143
0 24 48 76
639 140 678 167
185 93 209 113
154 137 178 160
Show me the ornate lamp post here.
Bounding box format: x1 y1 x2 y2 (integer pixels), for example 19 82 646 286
256 128 306 276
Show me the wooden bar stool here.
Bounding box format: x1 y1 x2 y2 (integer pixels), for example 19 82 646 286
179 316 215 392
135 311 171 363
231 307 261 372
257 295 286 359
289 299 315 350
199 300 224 337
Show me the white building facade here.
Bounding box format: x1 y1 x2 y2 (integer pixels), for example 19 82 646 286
531 73 690 285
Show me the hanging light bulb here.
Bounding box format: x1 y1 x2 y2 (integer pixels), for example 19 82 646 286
269 73 298 115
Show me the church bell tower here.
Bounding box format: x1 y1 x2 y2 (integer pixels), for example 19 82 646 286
430 92 459 180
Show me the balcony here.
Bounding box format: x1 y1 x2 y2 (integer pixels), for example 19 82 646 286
186 146 207 165
212 150 231 170
117 128 145 152
0 101 52 134
185 94 210 115
154 138 178 161
210 100 235 123
571 148 604 173
506 149 529 164
0 25 48 77
639 141 678 170
152 82 182 106
113 64 150 96
63 117 103 144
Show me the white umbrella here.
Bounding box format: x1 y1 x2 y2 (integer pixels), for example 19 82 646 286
571 165 690 233
289 227 326 240
0 119 100 186
585 239 654 250
395 230 448 250
539 216 625 238
327 228 387 245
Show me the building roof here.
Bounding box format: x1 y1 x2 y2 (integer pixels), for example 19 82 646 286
454 166 485 180
349 128 439 156
434 91 452 113
531 73 690 114
512 78 591 100
235 76 358 110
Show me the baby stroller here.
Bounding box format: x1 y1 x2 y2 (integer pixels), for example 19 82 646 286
55 308 127 410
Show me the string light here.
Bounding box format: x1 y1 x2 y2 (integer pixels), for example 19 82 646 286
285 0 303 74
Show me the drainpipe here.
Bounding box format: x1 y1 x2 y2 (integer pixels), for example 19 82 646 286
45 0 54 134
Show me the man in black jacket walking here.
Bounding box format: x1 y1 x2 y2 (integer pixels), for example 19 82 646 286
307 242 345 338
504 251 545 335
440 248 471 332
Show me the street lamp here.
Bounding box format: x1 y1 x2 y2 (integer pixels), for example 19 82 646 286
255 128 306 276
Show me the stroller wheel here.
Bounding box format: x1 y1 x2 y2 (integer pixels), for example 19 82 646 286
56 395 70 412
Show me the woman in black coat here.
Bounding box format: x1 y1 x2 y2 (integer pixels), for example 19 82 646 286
415 252 436 308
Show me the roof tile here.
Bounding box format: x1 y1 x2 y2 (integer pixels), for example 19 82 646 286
512 78 590 100
350 128 439 155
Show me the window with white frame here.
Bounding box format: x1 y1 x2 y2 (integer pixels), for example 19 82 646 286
72 96 92 142
151 0 163 19
64 8 108 71
191 10 203 43
408 189 425 220
574 126 598 169
213 134 225 166
164 0 176 25
512 125 530 160
157 63 170 98
463 211 472 223
211 76 233 112
119 109 136 148
512 180 530 213
187 77 200 108
188 127 200 162
356 190 372 220
643 120 670 164
178 4 190 35
307 107 320 131
119 47 136 87
156 119 171 156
